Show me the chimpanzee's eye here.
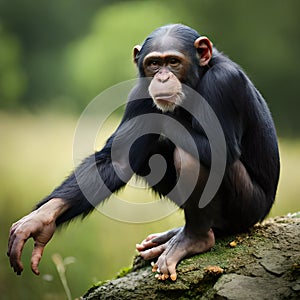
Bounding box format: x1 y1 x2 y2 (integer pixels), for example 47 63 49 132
149 59 160 69
169 57 180 67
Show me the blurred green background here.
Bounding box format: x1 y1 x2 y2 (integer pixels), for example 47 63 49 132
0 0 299 299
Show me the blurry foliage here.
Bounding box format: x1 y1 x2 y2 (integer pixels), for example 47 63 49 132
0 0 105 110
175 0 300 136
64 1 176 106
0 2 299 299
0 24 26 107
0 113 299 299
0 0 299 134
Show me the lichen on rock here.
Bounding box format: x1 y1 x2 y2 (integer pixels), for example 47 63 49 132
82 213 300 300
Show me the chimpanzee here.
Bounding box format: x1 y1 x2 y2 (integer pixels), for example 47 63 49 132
8 24 280 281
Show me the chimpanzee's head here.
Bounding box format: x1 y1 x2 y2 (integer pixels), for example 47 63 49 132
133 24 213 112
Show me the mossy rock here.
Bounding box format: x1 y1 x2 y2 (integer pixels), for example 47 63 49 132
83 213 300 300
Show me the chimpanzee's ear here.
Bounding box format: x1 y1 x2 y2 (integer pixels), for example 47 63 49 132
194 37 213 66
133 45 141 64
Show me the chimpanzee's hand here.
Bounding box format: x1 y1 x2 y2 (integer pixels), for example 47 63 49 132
7 209 56 275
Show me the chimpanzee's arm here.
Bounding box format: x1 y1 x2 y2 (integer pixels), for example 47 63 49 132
39 95 160 224
7 95 160 275
37 135 129 225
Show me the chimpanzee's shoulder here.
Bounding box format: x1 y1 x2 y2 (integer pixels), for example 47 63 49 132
205 59 244 89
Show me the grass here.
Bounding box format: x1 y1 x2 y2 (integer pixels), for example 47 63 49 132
0 111 299 299
271 138 300 216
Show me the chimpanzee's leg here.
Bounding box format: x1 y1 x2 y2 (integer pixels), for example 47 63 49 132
138 147 270 280
137 147 222 280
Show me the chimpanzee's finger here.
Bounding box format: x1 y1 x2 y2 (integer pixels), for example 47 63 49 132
31 241 45 275
8 233 28 275
7 223 19 256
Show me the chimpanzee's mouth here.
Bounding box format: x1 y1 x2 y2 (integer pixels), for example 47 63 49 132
154 93 176 102
153 91 184 112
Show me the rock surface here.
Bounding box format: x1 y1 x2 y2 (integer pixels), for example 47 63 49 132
83 213 300 300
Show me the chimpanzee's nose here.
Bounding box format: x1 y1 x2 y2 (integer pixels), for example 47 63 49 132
157 70 170 83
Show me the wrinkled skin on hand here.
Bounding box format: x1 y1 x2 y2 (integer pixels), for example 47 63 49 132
7 198 69 275
7 210 56 275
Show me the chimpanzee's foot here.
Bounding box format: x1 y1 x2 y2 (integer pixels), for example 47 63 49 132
136 227 181 255
137 227 215 281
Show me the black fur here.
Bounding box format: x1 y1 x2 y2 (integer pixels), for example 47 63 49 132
37 24 280 232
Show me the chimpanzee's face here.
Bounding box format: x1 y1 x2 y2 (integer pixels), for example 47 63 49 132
134 34 213 112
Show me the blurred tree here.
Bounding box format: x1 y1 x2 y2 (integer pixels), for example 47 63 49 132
0 24 26 108
64 1 176 107
172 0 300 135
0 0 108 109
0 0 299 134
